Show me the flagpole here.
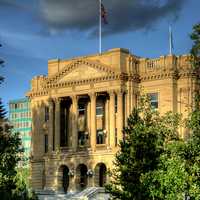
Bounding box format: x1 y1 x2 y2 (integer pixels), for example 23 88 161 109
169 25 172 55
99 0 102 54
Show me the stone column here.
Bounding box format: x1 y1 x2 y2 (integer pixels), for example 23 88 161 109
72 96 78 151
109 91 115 148
89 92 96 151
117 90 123 144
48 98 54 152
55 98 61 151
87 101 91 147
105 97 109 145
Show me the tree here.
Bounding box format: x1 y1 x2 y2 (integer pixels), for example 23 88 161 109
0 44 4 84
180 22 200 200
106 95 181 200
141 23 200 200
0 44 38 200
106 24 200 200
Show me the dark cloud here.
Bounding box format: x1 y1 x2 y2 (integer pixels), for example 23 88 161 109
0 0 186 37
40 0 187 36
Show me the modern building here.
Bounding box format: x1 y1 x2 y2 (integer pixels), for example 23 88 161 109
9 98 32 166
27 48 195 197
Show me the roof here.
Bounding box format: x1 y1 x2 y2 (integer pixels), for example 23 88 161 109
9 97 30 104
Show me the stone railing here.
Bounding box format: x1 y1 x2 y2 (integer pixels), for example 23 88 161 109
146 58 161 70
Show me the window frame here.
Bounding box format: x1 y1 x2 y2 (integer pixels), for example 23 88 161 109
148 92 159 109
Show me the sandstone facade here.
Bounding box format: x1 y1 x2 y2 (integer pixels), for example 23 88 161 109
27 48 195 193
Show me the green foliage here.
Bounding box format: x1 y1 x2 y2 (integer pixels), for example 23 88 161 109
107 23 200 199
0 120 38 199
190 23 200 62
143 141 189 200
0 43 38 200
106 95 182 200
0 43 4 84
0 98 6 119
183 22 200 199
190 23 200 108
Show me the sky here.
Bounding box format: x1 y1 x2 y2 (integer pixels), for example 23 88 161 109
0 0 200 112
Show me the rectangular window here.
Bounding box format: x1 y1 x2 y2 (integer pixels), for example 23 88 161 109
115 94 117 113
96 105 104 116
78 104 85 115
96 100 104 116
44 135 48 153
148 93 158 109
115 128 117 146
45 106 49 122
96 129 105 144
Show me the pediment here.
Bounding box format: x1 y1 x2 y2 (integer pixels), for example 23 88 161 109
45 59 116 85
58 64 108 83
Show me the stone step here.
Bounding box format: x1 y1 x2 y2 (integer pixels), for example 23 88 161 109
37 187 110 200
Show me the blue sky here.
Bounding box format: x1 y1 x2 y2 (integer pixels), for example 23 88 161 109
0 0 199 112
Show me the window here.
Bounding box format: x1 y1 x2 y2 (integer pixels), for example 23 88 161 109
44 135 48 153
96 129 105 144
44 106 49 122
115 94 117 113
96 105 104 116
115 128 117 146
148 93 158 109
78 104 85 115
96 100 104 116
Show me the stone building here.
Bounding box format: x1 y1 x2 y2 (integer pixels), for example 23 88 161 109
27 48 195 194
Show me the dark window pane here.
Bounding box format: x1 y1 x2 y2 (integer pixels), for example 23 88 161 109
44 135 48 153
148 93 158 109
45 106 49 121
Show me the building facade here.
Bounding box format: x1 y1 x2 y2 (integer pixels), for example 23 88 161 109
27 48 195 193
9 98 32 166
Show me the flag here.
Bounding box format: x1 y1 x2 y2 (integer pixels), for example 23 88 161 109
101 3 108 24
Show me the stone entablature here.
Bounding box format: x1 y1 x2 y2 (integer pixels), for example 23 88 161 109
27 48 196 193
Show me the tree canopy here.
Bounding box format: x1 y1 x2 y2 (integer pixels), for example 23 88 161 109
0 43 38 200
106 23 200 200
106 95 182 200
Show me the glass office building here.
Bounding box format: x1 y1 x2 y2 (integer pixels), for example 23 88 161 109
9 98 32 166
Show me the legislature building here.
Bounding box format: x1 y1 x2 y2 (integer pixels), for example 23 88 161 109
27 48 195 195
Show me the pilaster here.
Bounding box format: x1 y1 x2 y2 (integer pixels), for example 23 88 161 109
117 90 123 144
109 90 116 148
72 95 78 151
48 98 54 152
55 98 61 151
89 92 96 151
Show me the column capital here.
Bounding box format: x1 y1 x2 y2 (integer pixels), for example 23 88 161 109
48 97 54 102
88 92 97 99
108 90 115 96
116 89 124 95
47 98 54 109
53 97 62 104
71 95 79 103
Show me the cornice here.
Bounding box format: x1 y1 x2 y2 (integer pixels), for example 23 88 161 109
140 71 177 82
44 58 117 87
44 74 121 89
28 91 49 98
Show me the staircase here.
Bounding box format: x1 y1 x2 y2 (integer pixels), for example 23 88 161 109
37 187 110 200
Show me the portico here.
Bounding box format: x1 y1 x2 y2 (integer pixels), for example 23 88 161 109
46 89 124 153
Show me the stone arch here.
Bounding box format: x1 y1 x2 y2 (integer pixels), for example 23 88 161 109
57 165 69 193
94 163 107 187
76 164 88 191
